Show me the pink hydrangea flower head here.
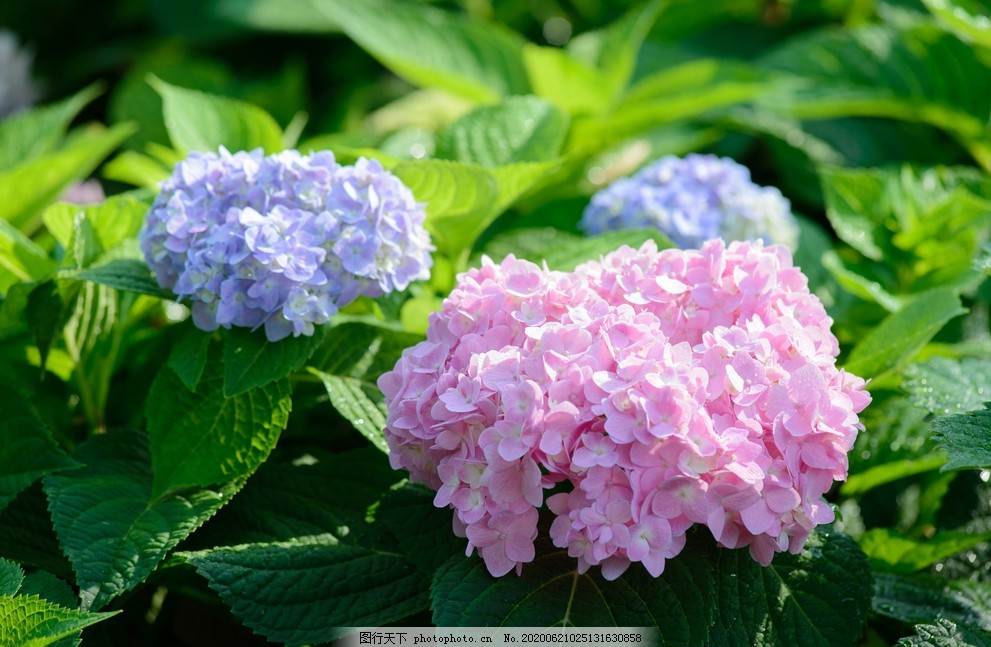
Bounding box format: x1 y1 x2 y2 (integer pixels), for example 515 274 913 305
379 239 870 579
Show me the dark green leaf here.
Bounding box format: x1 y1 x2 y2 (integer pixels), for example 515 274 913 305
844 288 966 378
0 393 78 515
72 260 170 298
150 77 284 155
183 535 427 646
18 572 77 610
0 485 73 579
435 96 568 167
222 326 325 397
898 618 991 647
432 528 871 646
0 559 23 596
308 369 388 453
44 431 242 611
25 280 79 372
146 344 292 498
309 322 423 380
932 405 991 471
167 325 211 391
377 484 461 576
874 572 991 632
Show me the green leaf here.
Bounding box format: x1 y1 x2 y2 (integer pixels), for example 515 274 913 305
183 535 427 645
0 85 101 173
860 528 991 573
898 619 991 647
0 594 117 647
41 195 150 259
25 280 80 372
923 0 991 52
150 76 284 155
376 484 462 576
874 572 991 632
0 393 78 515
0 485 73 579
844 288 966 378
101 150 171 189
435 96 568 167
146 344 292 498
72 260 171 298
167 325 211 391
43 431 240 611
432 528 871 646
309 321 423 380
222 326 325 397
0 220 57 293
842 457 948 496
759 23 991 168
932 405 991 471
0 559 24 596
308 369 389 453
0 124 135 234
481 227 674 271
392 159 498 260
523 46 610 116
904 358 991 417
18 572 77 610
218 0 530 102
182 447 400 548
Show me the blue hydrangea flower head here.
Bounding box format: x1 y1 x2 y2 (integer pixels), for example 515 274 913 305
580 154 799 250
141 148 433 341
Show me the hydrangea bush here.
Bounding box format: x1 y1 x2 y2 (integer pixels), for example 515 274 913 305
140 148 433 340
381 239 869 578
581 154 800 250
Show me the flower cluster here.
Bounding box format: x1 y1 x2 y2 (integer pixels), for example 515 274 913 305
0 30 38 119
379 239 869 578
581 154 799 250
141 148 433 341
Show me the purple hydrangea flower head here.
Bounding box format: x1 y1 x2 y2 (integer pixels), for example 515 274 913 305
141 148 433 341
581 154 799 250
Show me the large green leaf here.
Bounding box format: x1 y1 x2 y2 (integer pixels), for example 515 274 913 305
0 124 134 234
309 321 423 380
759 22 991 169
308 370 389 453
222 327 326 397
904 357 991 417
72 260 171 299
435 96 568 168
0 485 73 579
41 195 150 260
145 344 292 498
480 227 674 272
0 393 78 515
932 405 991 471
843 288 966 379
183 535 427 646
898 619 991 647
860 528 991 573
923 0 991 52
43 431 241 611
217 0 529 102
150 77 284 155
0 85 101 173
0 220 56 293
376 484 463 576
874 572 991 632
432 528 871 646
0 594 117 647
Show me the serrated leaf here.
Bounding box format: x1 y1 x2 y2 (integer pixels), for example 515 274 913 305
0 124 135 234
435 96 568 167
0 393 78 515
183 535 427 646
0 559 24 596
874 572 991 632
44 431 241 611
72 260 171 298
308 369 388 453
759 23 991 167
932 405 991 471
904 358 991 417
222 326 325 397
481 227 674 271
0 485 73 579
0 85 101 173
150 77 284 155
898 618 991 647
860 528 991 573
432 528 871 646
924 0 991 51
844 287 966 378
218 0 529 102
146 344 292 498
0 594 117 647
0 220 56 293
18 572 77 610
309 322 423 380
